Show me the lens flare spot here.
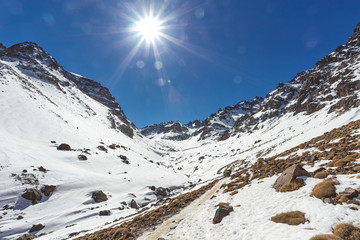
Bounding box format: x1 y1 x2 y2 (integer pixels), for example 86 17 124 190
154 61 163 70
167 79 171 84
136 60 145 69
156 78 166 87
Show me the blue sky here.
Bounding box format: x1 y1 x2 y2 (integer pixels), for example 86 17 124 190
1 0 360 128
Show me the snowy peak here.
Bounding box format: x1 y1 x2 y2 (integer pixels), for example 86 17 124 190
0 41 136 137
2 42 62 71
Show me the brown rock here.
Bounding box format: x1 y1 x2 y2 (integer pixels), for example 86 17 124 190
130 199 138 209
92 191 108 203
212 205 233 224
42 185 56 197
57 143 71 151
29 224 44 232
22 189 42 204
155 187 168 197
273 164 310 190
78 155 87 161
16 234 37 240
99 210 111 216
339 187 359 199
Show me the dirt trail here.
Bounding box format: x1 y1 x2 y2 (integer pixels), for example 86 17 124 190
138 178 227 240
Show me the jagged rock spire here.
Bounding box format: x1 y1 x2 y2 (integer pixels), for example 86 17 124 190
346 22 360 47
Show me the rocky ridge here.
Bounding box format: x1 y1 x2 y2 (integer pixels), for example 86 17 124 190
141 22 360 141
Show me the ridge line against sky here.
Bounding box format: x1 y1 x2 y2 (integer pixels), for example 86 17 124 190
1 0 360 128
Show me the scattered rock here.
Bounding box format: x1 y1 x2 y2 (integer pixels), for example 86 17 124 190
42 185 56 197
16 234 37 240
17 215 24 220
119 155 129 164
51 141 56 143
38 166 47 173
273 164 310 190
155 187 168 197
212 204 233 224
148 186 156 191
78 155 87 161
97 145 107 152
271 211 307 225
99 210 111 216
22 189 42 204
57 143 71 151
339 187 359 199
92 191 108 203
108 144 116 149
130 199 138 209
29 224 45 232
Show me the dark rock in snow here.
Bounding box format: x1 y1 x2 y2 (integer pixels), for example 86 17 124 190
38 166 47 173
155 187 169 197
42 185 56 197
92 191 108 203
97 145 107 152
78 155 87 161
273 164 310 190
130 199 138 209
57 143 71 151
99 210 111 216
212 204 233 224
29 224 45 232
22 189 42 204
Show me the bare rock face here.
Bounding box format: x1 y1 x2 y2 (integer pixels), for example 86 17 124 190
92 191 108 203
22 189 42 204
213 204 234 224
273 164 310 190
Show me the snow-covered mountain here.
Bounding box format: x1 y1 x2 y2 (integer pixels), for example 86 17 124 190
0 41 189 240
0 23 360 240
141 22 360 142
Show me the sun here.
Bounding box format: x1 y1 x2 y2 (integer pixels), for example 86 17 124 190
134 17 161 42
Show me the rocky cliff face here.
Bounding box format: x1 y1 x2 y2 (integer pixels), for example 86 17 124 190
141 22 360 141
0 42 135 137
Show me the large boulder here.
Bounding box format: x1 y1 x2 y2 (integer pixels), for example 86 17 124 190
92 191 108 203
212 204 233 224
22 189 42 204
273 164 310 190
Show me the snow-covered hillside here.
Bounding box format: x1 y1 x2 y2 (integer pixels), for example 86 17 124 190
0 42 189 240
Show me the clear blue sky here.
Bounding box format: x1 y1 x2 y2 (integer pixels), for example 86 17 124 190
1 0 359 128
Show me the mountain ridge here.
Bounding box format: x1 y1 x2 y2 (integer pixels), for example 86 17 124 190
141 22 360 142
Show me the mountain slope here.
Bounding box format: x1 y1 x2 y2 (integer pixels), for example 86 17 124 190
0 42 189 240
141 22 360 142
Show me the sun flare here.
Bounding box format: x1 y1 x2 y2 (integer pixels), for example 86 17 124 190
134 17 161 42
